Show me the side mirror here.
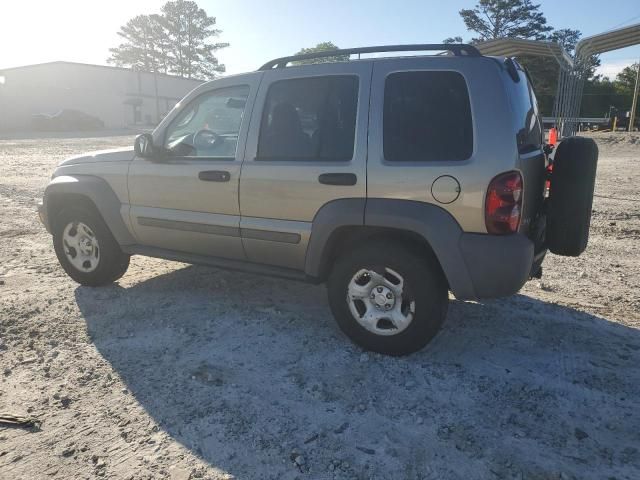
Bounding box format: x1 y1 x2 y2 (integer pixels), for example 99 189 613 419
134 133 155 158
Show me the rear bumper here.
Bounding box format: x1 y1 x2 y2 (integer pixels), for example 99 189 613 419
459 232 534 299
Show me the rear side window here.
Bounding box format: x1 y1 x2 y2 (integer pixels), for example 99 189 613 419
384 71 473 162
511 66 543 153
257 76 358 161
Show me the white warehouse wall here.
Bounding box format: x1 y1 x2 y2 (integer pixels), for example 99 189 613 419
0 62 203 131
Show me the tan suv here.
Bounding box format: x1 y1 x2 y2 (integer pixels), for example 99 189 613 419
38 44 598 355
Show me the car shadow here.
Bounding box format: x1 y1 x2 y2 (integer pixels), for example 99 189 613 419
75 264 640 479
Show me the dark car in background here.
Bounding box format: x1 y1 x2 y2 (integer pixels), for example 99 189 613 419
31 109 105 131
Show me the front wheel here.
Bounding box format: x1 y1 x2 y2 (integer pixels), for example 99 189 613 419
53 206 130 286
327 241 448 356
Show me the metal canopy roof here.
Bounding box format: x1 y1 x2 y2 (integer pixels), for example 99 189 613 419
475 38 573 68
575 23 640 60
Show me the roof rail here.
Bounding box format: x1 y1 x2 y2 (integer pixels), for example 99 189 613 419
258 44 482 70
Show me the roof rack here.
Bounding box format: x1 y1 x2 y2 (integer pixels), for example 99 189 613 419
259 44 482 70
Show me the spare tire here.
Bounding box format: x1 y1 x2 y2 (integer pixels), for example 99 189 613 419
546 136 598 256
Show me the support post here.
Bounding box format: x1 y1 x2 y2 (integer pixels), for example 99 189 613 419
629 60 639 132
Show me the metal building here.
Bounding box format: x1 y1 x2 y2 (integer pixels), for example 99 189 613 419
0 61 203 131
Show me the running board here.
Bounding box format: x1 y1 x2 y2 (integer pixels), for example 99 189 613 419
122 245 313 283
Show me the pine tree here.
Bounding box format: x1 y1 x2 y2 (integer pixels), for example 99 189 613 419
108 15 165 73
459 0 553 42
159 0 228 79
107 0 228 79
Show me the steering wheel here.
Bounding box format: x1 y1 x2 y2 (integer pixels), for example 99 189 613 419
193 129 221 149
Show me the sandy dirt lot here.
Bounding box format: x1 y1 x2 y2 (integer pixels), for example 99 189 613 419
0 133 639 480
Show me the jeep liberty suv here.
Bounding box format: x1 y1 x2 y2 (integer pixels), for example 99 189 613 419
38 44 598 356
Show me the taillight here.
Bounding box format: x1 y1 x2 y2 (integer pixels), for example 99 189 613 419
485 171 523 234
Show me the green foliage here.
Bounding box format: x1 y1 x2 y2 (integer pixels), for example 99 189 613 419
616 63 640 93
108 15 164 73
292 42 350 65
107 0 228 79
459 0 552 42
454 0 606 115
580 74 639 118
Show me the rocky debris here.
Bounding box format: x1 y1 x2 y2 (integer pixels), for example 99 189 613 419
537 281 553 291
574 428 589 440
355 446 375 455
168 465 192 480
334 422 349 434
60 447 75 458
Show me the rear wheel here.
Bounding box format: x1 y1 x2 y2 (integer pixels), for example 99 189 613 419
53 206 130 286
327 241 448 356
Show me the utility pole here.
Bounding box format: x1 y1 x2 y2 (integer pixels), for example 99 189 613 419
153 71 160 125
630 60 640 132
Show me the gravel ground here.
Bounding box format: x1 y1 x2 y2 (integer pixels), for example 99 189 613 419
0 133 639 480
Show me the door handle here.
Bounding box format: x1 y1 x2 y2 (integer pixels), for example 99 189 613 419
198 170 230 182
318 173 357 186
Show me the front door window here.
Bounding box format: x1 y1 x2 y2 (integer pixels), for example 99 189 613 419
164 85 250 159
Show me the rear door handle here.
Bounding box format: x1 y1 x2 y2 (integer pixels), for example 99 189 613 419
318 173 357 186
198 170 230 182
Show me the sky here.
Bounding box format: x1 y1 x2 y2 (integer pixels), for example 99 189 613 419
1 0 639 78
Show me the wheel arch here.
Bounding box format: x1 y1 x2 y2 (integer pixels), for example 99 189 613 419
305 198 477 299
43 175 136 246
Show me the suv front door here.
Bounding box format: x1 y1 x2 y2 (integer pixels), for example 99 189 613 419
128 74 261 259
239 63 371 270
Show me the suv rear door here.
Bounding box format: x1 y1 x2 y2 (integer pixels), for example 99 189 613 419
239 62 371 270
367 57 516 234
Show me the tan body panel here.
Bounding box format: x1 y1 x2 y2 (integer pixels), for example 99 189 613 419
367 57 518 233
238 62 372 270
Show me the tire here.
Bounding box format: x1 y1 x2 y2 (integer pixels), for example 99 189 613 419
53 205 130 286
547 136 599 256
327 240 448 356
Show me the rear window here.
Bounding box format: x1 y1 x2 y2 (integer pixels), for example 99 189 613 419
511 66 543 153
383 71 473 162
257 76 358 161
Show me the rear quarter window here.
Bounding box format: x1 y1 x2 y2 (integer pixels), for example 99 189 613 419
383 71 473 162
510 67 543 153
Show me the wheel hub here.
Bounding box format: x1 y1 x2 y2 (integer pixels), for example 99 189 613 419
78 236 94 255
61 221 100 273
370 285 395 310
346 267 415 336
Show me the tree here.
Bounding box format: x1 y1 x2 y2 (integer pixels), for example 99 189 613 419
459 0 552 42
616 63 640 93
292 42 350 65
442 36 463 44
158 0 228 79
108 15 166 73
107 0 228 79
548 28 600 76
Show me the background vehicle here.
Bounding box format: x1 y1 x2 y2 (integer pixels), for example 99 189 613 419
31 109 105 131
38 44 599 355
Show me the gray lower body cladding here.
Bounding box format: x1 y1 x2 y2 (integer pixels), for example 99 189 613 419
459 232 534 299
40 184 535 300
363 199 534 300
